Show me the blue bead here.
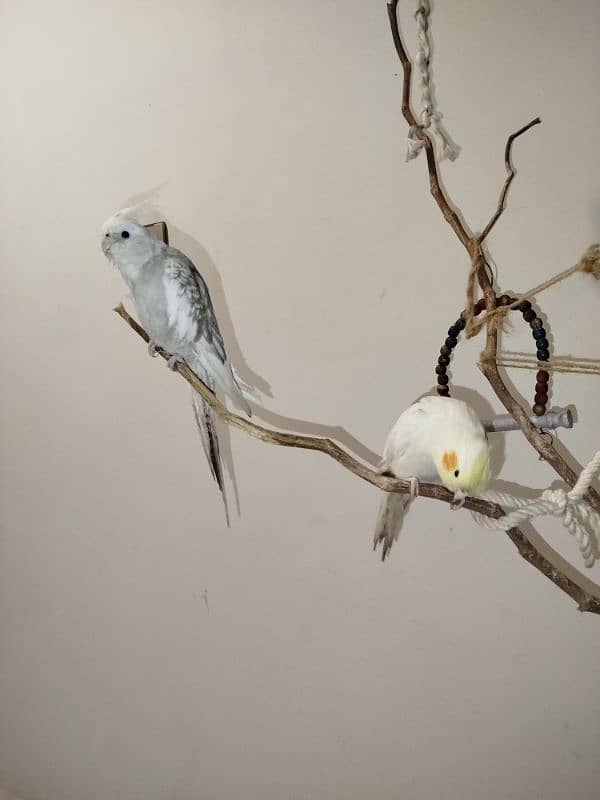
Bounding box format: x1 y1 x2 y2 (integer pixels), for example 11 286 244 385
532 328 547 340
455 318 466 331
445 336 458 349
448 326 459 338
535 338 549 351
537 349 550 361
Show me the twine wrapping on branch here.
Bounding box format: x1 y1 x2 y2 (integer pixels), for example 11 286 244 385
485 352 600 376
406 0 459 162
472 451 600 568
467 244 600 338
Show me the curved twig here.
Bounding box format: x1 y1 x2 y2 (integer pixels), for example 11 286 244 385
114 304 600 614
479 117 542 243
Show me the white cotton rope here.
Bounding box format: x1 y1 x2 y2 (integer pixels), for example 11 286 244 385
472 451 600 569
407 0 459 162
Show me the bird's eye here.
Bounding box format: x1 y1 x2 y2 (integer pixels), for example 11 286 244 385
121 230 130 239
104 232 109 237
454 470 460 478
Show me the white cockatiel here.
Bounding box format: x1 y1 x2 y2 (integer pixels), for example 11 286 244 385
101 213 251 523
374 396 490 560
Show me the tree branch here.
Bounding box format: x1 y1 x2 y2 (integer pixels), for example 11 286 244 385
385 3 600 609
387 3 600 516
387 0 471 251
479 117 541 243
114 304 600 614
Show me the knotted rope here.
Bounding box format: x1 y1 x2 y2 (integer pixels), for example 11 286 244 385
406 1 459 162
472 451 600 568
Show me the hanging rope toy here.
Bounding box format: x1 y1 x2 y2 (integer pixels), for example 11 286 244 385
406 0 460 162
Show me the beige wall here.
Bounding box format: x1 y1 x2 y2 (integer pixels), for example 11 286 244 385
1 1 599 798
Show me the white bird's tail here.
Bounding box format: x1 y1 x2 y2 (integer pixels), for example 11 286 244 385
191 386 230 526
373 492 412 561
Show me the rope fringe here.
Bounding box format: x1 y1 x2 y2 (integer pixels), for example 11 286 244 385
406 1 459 163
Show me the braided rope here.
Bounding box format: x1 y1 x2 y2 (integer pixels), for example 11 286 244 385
407 1 459 162
472 451 600 568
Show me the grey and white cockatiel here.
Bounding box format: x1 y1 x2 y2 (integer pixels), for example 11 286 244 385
374 396 490 560
101 213 251 522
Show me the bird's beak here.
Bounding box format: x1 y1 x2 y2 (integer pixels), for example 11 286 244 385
101 235 112 256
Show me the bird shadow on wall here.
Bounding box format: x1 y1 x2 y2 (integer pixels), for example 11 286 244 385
167 222 385 474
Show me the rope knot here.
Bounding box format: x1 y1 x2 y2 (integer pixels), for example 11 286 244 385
472 450 600 569
541 487 568 514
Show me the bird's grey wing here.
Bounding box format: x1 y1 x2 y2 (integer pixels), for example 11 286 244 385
162 252 230 522
163 251 226 363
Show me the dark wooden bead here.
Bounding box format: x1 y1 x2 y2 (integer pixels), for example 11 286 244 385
532 327 547 340
455 318 466 331
497 294 512 306
438 354 450 366
437 374 449 385
534 392 548 405
516 299 532 312
536 370 549 383
530 317 543 330
535 381 549 394
435 365 447 375
537 349 550 361
533 403 546 416
535 338 549 351
445 336 458 349
523 308 536 322
474 298 486 315
437 385 450 397
440 345 452 357
448 325 459 338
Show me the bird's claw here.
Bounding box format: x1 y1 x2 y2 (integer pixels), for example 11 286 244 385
450 491 466 511
148 341 159 358
166 354 184 371
409 476 420 501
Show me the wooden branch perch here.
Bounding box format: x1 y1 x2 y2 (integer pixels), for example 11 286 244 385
114 304 600 614
107 5 599 617
387 2 600 515
386 1 600 611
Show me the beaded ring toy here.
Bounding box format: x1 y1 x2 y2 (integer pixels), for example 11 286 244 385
435 295 551 416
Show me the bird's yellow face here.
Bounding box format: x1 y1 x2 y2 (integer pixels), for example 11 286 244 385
436 440 490 494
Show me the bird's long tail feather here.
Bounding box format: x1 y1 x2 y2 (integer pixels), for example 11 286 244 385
191 388 230 526
373 492 412 561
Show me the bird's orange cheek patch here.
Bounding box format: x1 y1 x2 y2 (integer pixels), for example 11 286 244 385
442 450 458 471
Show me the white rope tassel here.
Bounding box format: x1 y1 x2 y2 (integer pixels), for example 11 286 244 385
472 451 600 568
407 1 459 163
